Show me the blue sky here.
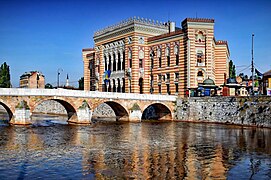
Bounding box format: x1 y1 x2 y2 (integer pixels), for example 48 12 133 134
0 0 271 87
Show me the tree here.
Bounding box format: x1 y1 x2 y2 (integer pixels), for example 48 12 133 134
229 60 236 78
0 62 11 88
45 83 53 89
78 77 84 90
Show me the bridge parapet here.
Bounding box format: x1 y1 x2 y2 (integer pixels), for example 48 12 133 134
0 88 177 102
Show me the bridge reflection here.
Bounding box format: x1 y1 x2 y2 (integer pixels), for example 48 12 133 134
0 122 270 179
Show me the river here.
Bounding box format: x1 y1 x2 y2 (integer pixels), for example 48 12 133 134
0 116 270 179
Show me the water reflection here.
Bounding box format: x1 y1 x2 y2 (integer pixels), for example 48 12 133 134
0 120 270 179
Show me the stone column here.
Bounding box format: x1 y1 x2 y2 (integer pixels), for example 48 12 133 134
128 103 142 122
120 50 123 70
68 101 92 124
115 52 119 71
10 100 31 125
120 79 123 92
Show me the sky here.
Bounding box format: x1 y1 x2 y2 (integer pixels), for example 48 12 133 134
0 0 271 87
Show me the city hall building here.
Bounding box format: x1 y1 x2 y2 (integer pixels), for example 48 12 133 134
82 17 230 97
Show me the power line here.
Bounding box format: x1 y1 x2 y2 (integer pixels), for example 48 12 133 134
236 64 251 74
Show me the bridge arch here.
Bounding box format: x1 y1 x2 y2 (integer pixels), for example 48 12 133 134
96 101 129 121
142 102 173 120
33 98 77 120
0 101 13 121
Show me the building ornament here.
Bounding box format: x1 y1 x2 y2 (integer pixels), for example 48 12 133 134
139 50 144 59
138 36 145 44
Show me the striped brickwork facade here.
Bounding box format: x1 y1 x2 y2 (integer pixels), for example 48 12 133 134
83 17 230 97
82 48 95 91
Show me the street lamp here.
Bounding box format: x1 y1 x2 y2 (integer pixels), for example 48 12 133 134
57 68 63 88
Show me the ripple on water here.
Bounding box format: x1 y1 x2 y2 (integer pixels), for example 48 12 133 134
0 121 270 179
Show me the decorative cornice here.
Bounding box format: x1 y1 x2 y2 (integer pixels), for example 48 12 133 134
94 17 168 43
184 18 215 24
94 17 167 37
82 48 94 52
215 40 227 45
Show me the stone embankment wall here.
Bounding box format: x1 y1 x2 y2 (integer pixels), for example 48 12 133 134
175 96 271 128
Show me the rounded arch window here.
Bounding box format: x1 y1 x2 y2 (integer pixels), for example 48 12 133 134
197 71 203 77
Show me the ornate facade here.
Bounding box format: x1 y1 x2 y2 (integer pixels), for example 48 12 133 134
83 17 230 97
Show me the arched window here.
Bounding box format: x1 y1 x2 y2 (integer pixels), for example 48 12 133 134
197 51 203 64
197 71 203 77
197 31 204 42
166 46 170 67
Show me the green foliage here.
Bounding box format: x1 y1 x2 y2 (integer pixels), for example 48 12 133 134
45 83 53 89
0 62 11 88
79 100 90 109
15 100 30 109
130 103 141 111
78 77 84 90
229 60 236 78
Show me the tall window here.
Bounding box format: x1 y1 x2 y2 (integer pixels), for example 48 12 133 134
109 55 112 70
117 53 121 70
113 54 116 71
157 48 161 68
167 84 170 95
176 55 179 65
175 72 179 81
129 59 132 68
104 56 107 71
197 51 203 64
159 57 162 68
139 59 143 68
158 84 161 94
150 75 153 94
166 73 170 83
167 56 170 67
175 83 178 93
166 46 170 67
158 74 162 82
122 52 125 70
151 57 154 69
174 45 179 65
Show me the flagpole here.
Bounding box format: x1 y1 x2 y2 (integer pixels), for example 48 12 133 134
251 34 254 96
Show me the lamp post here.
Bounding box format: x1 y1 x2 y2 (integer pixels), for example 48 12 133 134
57 68 63 88
251 34 254 96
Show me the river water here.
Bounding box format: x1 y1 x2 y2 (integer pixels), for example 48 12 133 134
0 116 270 179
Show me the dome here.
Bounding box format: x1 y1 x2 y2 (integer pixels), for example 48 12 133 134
227 78 238 84
203 78 215 86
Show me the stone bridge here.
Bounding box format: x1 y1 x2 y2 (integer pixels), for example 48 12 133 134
0 88 177 125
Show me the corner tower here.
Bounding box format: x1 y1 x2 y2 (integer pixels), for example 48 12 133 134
182 18 215 90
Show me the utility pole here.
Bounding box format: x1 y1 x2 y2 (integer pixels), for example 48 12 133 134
57 68 63 88
251 34 254 96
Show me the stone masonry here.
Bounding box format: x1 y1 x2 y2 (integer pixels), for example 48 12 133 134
176 96 271 128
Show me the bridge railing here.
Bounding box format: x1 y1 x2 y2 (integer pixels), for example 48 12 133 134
0 88 177 102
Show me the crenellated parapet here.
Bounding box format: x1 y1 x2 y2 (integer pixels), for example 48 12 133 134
94 17 169 43
94 16 168 37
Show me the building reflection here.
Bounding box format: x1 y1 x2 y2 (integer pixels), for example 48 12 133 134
0 122 270 179
73 123 271 179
